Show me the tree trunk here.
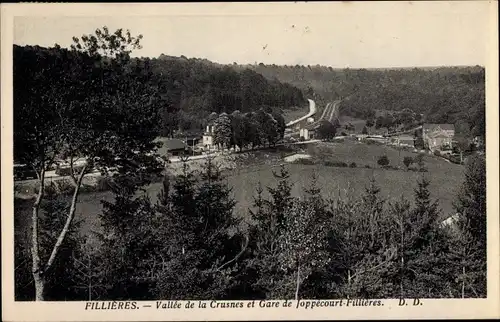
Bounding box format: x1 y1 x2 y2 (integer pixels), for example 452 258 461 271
31 167 46 301
33 273 46 301
295 265 301 301
461 266 465 298
45 166 87 277
347 269 351 299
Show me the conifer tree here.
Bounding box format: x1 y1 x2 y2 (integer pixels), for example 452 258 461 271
265 164 293 229
95 175 159 300
247 166 296 299
448 153 487 297
154 156 246 300
454 154 486 248
390 177 450 298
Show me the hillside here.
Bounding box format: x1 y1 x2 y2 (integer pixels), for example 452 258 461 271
13 46 306 138
233 63 485 137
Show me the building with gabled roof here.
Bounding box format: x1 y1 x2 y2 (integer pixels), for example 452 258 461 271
422 123 455 152
155 138 189 157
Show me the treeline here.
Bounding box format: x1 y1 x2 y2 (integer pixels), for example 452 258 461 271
15 153 486 301
236 64 485 138
13 45 305 138
208 108 286 151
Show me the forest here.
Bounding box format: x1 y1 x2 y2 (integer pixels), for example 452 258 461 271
237 64 485 138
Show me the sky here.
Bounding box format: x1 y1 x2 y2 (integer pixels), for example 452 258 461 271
12 1 493 68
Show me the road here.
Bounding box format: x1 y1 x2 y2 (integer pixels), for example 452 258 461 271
300 99 341 130
285 99 317 127
15 140 322 185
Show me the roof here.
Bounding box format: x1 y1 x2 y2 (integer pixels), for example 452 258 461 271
429 133 453 139
423 123 455 132
396 135 415 140
155 138 188 155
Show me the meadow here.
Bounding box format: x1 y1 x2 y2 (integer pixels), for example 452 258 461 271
14 139 465 247
282 105 311 123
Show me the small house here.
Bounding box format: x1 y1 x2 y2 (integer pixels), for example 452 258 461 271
155 138 189 157
391 134 415 148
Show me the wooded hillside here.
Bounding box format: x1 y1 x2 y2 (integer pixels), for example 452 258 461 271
235 64 485 137
13 46 306 137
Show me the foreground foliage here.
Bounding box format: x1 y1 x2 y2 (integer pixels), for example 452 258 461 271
15 154 486 300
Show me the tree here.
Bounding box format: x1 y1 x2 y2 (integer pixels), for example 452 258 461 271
415 153 427 172
94 176 159 300
264 112 280 147
362 126 368 135
266 165 294 228
154 156 247 300
14 28 162 300
455 137 470 164
213 113 233 150
252 109 277 147
454 154 486 249
230 111 250 151
247 165 296 298
403 156 414 170
271 111 286 142
245 112 262 149
377 155 390 167
317 120 337 141
366 119 375 128
331 118 341 129
414 136 425 150
447 155 487 297
278 200 330 300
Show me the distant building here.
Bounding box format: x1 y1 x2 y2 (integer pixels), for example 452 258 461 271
155 138 189 157
185 137 201 147
391 134 415 148
422 123 455 152
203 124 215 149
299 127 315 140
300 122 317 140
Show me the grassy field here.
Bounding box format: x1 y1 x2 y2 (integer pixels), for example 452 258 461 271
14 140 465 247
283 106 311 123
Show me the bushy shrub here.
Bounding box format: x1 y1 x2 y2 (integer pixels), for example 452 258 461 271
433 150 441 157
403 156 414 170
349 162 357 168
377 155 390 167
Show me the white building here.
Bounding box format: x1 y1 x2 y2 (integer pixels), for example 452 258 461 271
203 125 214 149
299 127 315 140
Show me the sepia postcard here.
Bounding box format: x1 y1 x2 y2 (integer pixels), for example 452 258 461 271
1 1 499 321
